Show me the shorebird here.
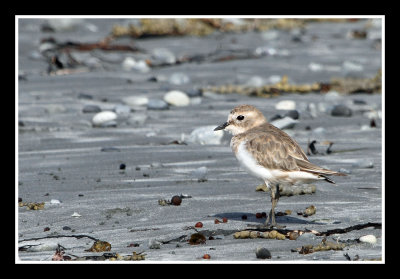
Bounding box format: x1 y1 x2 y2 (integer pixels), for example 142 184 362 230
214 104 346 228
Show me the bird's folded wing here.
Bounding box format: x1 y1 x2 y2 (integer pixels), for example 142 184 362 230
294 157 345 176
245 134 300 171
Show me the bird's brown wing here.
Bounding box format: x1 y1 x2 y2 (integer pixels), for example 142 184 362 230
245 132 301 171
294 158 346 176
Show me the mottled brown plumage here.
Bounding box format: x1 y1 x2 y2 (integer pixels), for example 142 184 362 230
214 104 346 228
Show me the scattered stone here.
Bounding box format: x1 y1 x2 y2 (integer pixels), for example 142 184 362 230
122 57 150 73
151 48 176 65
119 163 126 170
331 104 352 117
82 105 101 113
275 100 296 110
147 99 169 110
171 195 182 206
50 199 61 204
92 111 118 127
163 90 190 107
44 227 50 232
256 247 272 259
169 72 190 85
187 125 225 145
62 226 72 230
284 110 300 120
122 96 149 107
202 254 211 260
351 159 374 169
71 212 82 218
189 233 206 245
195 222 203 228
359 234 377 244
302 205 317 217
289 231 299 240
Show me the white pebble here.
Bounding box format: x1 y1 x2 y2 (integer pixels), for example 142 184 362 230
187 125 224 145
122 57 150 73
50 199 61 204
92 111 117 126
163 90 190 107
359 235 377 244
71 212 81 217
275 100 296 110
122 96 149 107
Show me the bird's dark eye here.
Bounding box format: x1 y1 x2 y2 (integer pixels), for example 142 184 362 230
237 115 245 121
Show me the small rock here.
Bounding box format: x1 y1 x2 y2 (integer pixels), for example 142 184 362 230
122 57 150 73
62 226 71 230
122 96 149 107
256 247 271 259
169 72 190 85
50 199 61 204
151 48 176 65
284 110 300 120
275 100 296 110
147 99 169 110
359 235 377 244
187 125 225 145
351 159 374 169
331 104 352 117
308 62 324 72
71 212 81 218
171 195 182 206
270 116 298 129
163 90 190 107
195 222 203 228
82 105 101 113
92 111 118 127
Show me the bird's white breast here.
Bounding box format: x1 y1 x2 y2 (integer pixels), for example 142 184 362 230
234 141 320 186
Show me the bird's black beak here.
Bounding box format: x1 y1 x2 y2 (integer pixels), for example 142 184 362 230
214 122 229 131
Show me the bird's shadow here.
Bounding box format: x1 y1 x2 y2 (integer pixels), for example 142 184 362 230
213 212 323 225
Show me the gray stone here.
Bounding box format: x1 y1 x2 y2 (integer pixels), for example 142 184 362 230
147 99 169 110
331 104 352 117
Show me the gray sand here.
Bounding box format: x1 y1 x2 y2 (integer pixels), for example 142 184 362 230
17 18 383 262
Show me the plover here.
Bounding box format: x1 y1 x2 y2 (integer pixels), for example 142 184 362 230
214 104 346 228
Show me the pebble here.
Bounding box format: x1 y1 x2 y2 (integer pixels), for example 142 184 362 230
50 199 61 204
122 96 149 107
169 72 190 85
42 18 85 32
275 100 296 110
147 99 169 110
284 110 300 120
171 195 182 206
71 212 81 217
163 90 190 107
331 104 352 117
62 226 72 230
270 116 298 130
359 234 377 244
187 125 224 145
255 247 272 259
151 48 176 65
122 57 150 73
148 239 162 249
92 111 118 127
82 105 101 113
351 159 374 169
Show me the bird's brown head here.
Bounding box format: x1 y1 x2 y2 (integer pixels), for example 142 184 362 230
214 105 267 135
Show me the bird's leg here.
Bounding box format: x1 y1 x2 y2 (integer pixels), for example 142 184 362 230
265 184 285 229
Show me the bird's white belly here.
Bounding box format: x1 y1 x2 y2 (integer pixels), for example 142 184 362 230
235 141 319 185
